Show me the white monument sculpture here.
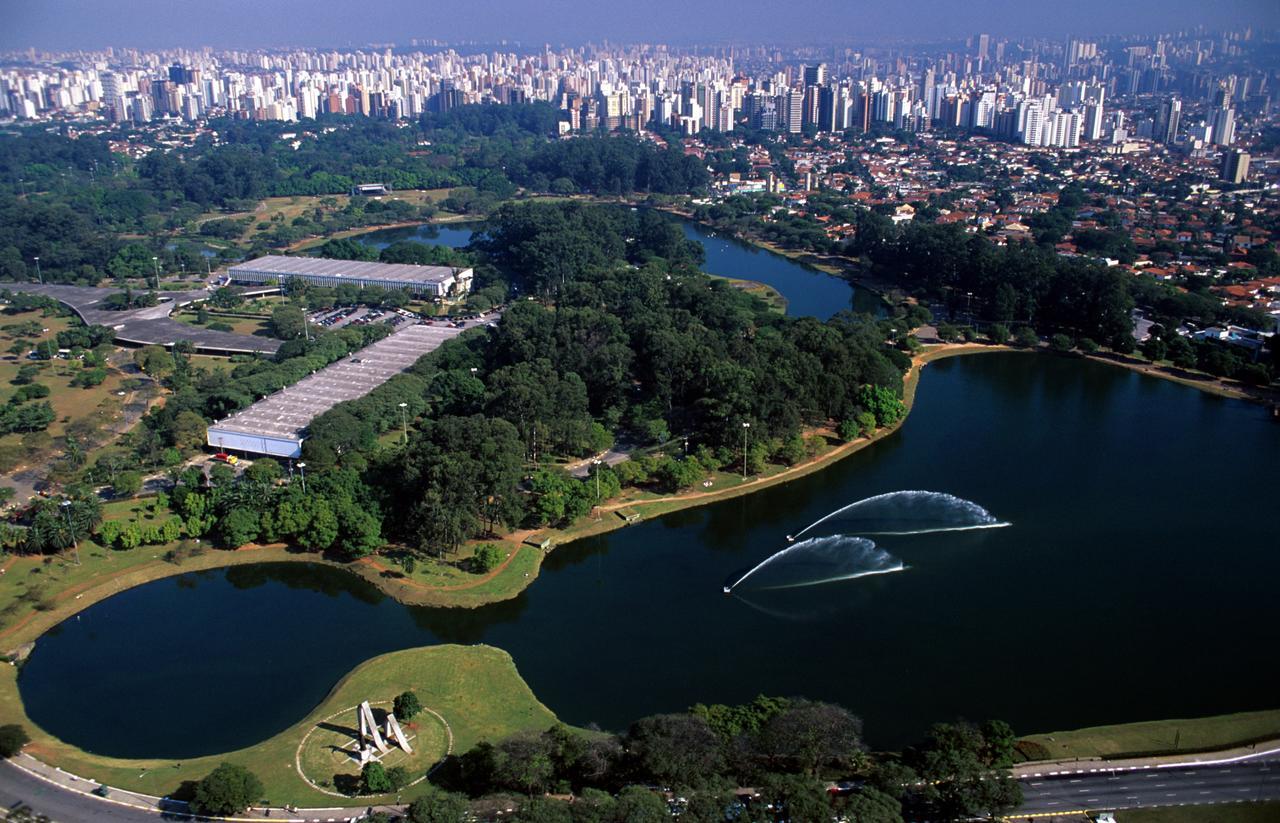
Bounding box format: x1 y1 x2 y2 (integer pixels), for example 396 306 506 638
351 700 412 764
385 712 413 754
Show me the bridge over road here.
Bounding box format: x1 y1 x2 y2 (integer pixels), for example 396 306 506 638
2 283 281 356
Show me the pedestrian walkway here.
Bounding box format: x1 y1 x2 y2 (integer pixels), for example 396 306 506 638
1013 737 1280 778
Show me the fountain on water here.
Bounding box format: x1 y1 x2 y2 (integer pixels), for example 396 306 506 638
726 491 1008 594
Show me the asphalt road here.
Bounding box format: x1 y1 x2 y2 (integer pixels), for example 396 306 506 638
3 750 1278 821
1016 757 1280 816
0 761 159 822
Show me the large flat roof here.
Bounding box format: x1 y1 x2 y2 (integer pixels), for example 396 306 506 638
229 255 466 286
208 322 471 444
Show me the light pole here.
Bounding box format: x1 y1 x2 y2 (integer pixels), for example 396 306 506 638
398 402 409 443
965 291 974 326
33 256 42 285
60 500 80 566
297 462 306 494
592 458 602 520
151 256 160 290
741 422 751 480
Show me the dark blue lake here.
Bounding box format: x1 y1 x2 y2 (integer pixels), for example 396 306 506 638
19 354 1280 758
355 217 879 321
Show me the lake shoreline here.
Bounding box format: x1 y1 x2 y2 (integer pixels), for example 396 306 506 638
6 344 1276 804
0 343 1012 660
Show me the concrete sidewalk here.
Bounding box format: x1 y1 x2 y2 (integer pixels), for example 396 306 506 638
6 751 401 822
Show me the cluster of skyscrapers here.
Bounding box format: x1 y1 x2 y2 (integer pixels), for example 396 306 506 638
0 31 1263 152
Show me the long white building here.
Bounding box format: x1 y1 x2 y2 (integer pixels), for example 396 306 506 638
206 321 480 458
228 255 473 299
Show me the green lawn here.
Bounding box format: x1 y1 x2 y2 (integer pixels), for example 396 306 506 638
174 311 273 337
1019 709 1280 760
344 542 545 608
1117 802 1280 822
0 644 557 806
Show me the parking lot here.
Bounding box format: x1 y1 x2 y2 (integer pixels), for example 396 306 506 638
307 305 419 331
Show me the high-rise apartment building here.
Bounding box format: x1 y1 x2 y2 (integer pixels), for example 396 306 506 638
1222 149 1250 183
1154 97 1181 144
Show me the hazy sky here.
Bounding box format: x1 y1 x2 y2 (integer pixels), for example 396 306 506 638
5 0 1279 51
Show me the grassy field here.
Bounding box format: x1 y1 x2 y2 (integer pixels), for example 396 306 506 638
0 309 137 475
0 644 557 806
173 311 273 337
196 190 457 246
1020 709 1280 760
1117 802 1280 822
341 541 545 608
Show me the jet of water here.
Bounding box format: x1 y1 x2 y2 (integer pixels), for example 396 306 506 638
725 535 903 593
789 490 1009 542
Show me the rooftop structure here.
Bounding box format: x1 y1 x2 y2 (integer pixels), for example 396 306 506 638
206 322 477 458
228 256 473 299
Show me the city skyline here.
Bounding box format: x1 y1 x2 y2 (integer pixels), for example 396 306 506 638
5 0 1280 51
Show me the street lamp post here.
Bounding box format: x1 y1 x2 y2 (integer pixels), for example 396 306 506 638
151 256 160 290
33 256 41 285
297 462 306 494
398 402 409 443
741 422 751 480
60 500 80 566
592 458 602 520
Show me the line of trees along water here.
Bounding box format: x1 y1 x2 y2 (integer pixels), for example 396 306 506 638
696 192 1279 383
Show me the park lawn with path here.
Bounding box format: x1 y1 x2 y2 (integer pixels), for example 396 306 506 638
0 644 557 806
1019 709 1280 760
0 309 135 477
0 311 130 431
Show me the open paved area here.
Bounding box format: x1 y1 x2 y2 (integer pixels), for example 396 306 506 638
3 283 281 355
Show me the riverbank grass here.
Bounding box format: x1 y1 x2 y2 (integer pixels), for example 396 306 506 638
1020 709 1280 760
0 644 557 806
